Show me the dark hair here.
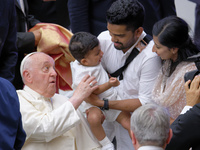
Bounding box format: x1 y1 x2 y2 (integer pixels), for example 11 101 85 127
69 32 99 62
106 0 145 32
152 16 199 61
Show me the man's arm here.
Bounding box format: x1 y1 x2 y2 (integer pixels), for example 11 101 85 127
17 27 41 53
0 0 18 82
19 75 98 141
17 32 35 53
86 94 142 112
108 98 142 112
166 75 200 149
19 95 81 142
16 2 40 53
166 104 200 150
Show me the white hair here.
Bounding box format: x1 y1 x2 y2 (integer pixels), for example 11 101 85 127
131 104 170 147
20 52 39 82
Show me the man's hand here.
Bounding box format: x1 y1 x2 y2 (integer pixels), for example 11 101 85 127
184 75 200 106
32 28 41 46
108 77 120 87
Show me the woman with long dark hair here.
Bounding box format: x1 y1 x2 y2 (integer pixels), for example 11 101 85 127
151 16 200 123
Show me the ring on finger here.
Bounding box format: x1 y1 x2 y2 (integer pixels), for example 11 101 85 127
89 82 93 87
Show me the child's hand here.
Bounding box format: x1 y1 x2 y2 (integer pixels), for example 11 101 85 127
109 77 120 87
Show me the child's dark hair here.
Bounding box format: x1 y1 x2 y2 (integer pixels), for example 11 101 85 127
69 32 99 62
152 16 199 61
152 16 200 76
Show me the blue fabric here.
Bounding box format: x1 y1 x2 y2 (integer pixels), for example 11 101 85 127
68 0 116 36
68 0 176 36
139 0 176 35
0 0 18 82
17 0 20 5
189 0 200 5
0 77 26 149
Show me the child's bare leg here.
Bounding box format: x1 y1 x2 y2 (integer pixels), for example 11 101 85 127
116 111 131 137
87 107 114 150
87 107 106 140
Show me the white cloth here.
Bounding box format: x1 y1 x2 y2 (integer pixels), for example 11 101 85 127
181 105 192 114
18 86 101 150
18 0 27 31
70 60 121 121
98 31 161 150
98 31 161 105
152 61 196 119
17 0 25 13
138 146 164 150
19 0 25 13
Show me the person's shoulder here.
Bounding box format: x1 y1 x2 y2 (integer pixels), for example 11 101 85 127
141 40 158 58
181 61 196 68
70 60 80 68
71 60 95 74
0 77 19 105
0 77 11 85
0 77 15 91
98 30 113 52
98 30 110 40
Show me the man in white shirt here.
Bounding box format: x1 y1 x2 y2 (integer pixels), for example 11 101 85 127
166 75 200 150
130 104 172 150
87 0 161 149
18 52 101 150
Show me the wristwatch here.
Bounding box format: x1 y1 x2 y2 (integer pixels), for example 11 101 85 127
100 98 109 110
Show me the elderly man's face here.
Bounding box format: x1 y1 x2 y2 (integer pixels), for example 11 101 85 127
29 53 57 97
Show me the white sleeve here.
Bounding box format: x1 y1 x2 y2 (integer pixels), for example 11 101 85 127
71 61 91 89
180 106 192 114
20 98 80 142
138 56 162 105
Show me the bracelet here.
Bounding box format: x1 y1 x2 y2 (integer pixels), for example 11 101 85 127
101 98 109 110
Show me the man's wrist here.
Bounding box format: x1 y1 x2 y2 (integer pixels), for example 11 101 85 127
100 98 109 110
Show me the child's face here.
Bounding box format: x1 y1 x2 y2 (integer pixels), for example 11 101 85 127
83 45 103 66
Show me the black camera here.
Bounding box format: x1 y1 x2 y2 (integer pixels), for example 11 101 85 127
184 53 200 83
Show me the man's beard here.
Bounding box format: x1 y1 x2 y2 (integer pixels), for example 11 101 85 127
114 42 124 50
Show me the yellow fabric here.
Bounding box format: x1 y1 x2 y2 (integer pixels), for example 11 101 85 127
29 23 75 91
